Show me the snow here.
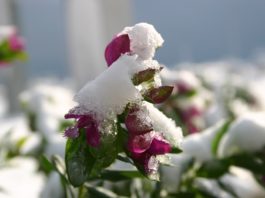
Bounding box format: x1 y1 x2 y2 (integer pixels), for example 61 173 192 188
143 101 183 148
181 120 226 161
19 82 75 138
0 157 45 198
74 55 145 120
220 166 265 198
194 178 234 198
161 153 192 192
218 112 265 158
119 23 164 60
161 68 201 89
41 172 63 198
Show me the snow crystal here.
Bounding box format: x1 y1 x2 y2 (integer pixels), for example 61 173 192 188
74 55 145 119
119 23 164 60
143 101 183 148
218 112 265 158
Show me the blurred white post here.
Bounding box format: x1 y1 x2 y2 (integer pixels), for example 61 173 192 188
0 0 26 113
66 0 131 89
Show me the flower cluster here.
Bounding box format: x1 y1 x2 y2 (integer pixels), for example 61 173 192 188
0 26 26 67
160 69 212 134
64 23 182 183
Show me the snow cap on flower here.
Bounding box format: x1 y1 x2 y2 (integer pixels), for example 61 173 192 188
218 112 265 158
121 23 164 60
105 23 164 66
74 55 157 120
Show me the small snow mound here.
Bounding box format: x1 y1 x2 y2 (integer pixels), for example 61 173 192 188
120 23 164 60
74 55 145 120
218 112 265 157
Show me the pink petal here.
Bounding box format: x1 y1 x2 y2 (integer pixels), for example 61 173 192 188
148 138 171 155
85 123 100 147
64 127 79 138
128 133 153 154
125 106 153 136
77 115 93 128
8 34 24 51
104 34 130 66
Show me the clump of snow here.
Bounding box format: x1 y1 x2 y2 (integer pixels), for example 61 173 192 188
161 68 201 89
218 112 265 158
181 120 226 161
161 153 192 192
220 166 265 198
0 157 46 198
75 55 147 119
143 101 183 148
194 178 234 198
19 81 75 138
41 172 64 198
119 23 164 60
44 135 66 158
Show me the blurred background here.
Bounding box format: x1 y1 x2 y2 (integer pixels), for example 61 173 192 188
1 1 265 197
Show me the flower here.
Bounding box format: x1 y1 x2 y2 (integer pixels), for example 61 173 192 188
125 104 172 176
64 110 100 147
129 132 171 175
105 34 130 67
104 23 164 66
8 33 25 52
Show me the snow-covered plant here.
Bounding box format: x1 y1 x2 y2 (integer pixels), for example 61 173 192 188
0 26 27 66
64 23 183 188
166 112 265 197
159 68 212 134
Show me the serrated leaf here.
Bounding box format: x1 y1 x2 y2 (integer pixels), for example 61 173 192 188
144 86 173 104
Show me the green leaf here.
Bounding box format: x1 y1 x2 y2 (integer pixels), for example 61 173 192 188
170 147 182 154
144 86 174 104
85 183 127 198
65 122 122 187
65 132 93 187
39 155 55 174
211 120 232 156
97 170 144 182
197 160 229 178
132 68 156 85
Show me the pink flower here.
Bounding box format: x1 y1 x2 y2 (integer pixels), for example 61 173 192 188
64 110 100 147
129 135 171 174
0 61 9 68
8 33 24 52
125 106 153 136
176 82 193 94
104 34 130 66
